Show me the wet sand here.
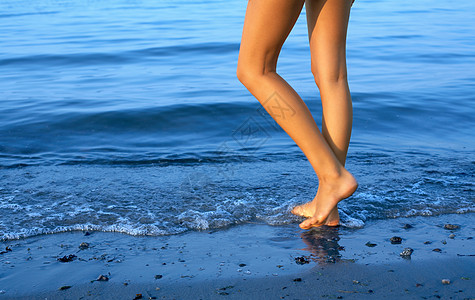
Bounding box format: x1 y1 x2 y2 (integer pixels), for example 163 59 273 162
0 213 474 299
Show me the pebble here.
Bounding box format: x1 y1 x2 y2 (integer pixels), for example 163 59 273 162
84 231 91 236
0 290 4 294
448 234 455 239
444 224 460 230
441 240 447 245
154 275 163 279
244 271 251 275
239 263 246 267
0 246 12 255
294 256 310 265
424 241 432 244
441 279 451 284
365 241 377 247
403 224 414 229
293 278 302 282
390 236 402 244
400 248 414 257
59 286 71 290
78 242 89 250
96 274 109 281
57 254 77 262
433 248 442 252
133 294 143 300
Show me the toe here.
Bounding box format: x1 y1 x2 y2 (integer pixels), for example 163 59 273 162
299 217 322 230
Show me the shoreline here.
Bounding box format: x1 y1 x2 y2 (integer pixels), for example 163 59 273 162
0 213 474 299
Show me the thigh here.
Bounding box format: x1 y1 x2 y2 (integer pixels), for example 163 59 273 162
305 0 352 81
238 0 305 73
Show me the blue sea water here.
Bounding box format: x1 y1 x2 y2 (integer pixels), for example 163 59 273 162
0 0 474 240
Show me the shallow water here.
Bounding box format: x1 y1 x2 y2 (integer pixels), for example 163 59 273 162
0 0 474 240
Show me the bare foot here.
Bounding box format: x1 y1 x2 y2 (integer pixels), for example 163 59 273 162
291 203 340 226
299 169 357 229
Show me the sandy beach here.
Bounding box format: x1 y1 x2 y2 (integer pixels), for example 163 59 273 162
0 213 473 299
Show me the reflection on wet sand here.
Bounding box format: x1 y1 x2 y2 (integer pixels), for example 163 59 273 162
298 226 345 264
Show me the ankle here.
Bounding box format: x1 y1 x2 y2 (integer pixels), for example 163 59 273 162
318 168 345 184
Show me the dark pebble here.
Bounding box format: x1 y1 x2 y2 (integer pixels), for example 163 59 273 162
154 274 163 279
390 236 402 244
133 294 143 300
57 254 77 262
403 224 413 229
84 231 91 236
294 256 310 265
239 263 246 267
365 241 377 247
216 292 229 296
59 286 71 290
449 234 455 239
432 248 442 252
443 224 460 230
400 248 413 257
416 283 423 287
467 237 473 240
0 246 12 255
293 278 302 282
424 241 432 244
368 290 374 293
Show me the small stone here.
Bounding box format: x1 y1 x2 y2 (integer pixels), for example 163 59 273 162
154 274 163 279
448 234 455 239
441 240 447 244
415 283 423 287
400 248 413 257
424 241 432 244
244 271 251 275
365 242 377 247
84 231 91 236
57 254 77 262
239 263 246 267
402 224 413 229
441 279 451 284
0 290 5 294
79 242 89 250
433 248 442 252
237 269 242 272
461 277 470 280
293 278 302 282
277 265 284 268
294 256 310 265
390 236 402 244
443 224 460 230
96 274 109 281
59 286 71 290
133 294 143 300
352 280 360 284
368 290 374 293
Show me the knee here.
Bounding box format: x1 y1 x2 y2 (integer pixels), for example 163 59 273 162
236 62 259 90
310 63 348 89
236 58 271 91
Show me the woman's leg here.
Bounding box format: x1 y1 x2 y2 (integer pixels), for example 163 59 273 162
237 0 357 229
291 0 354 227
